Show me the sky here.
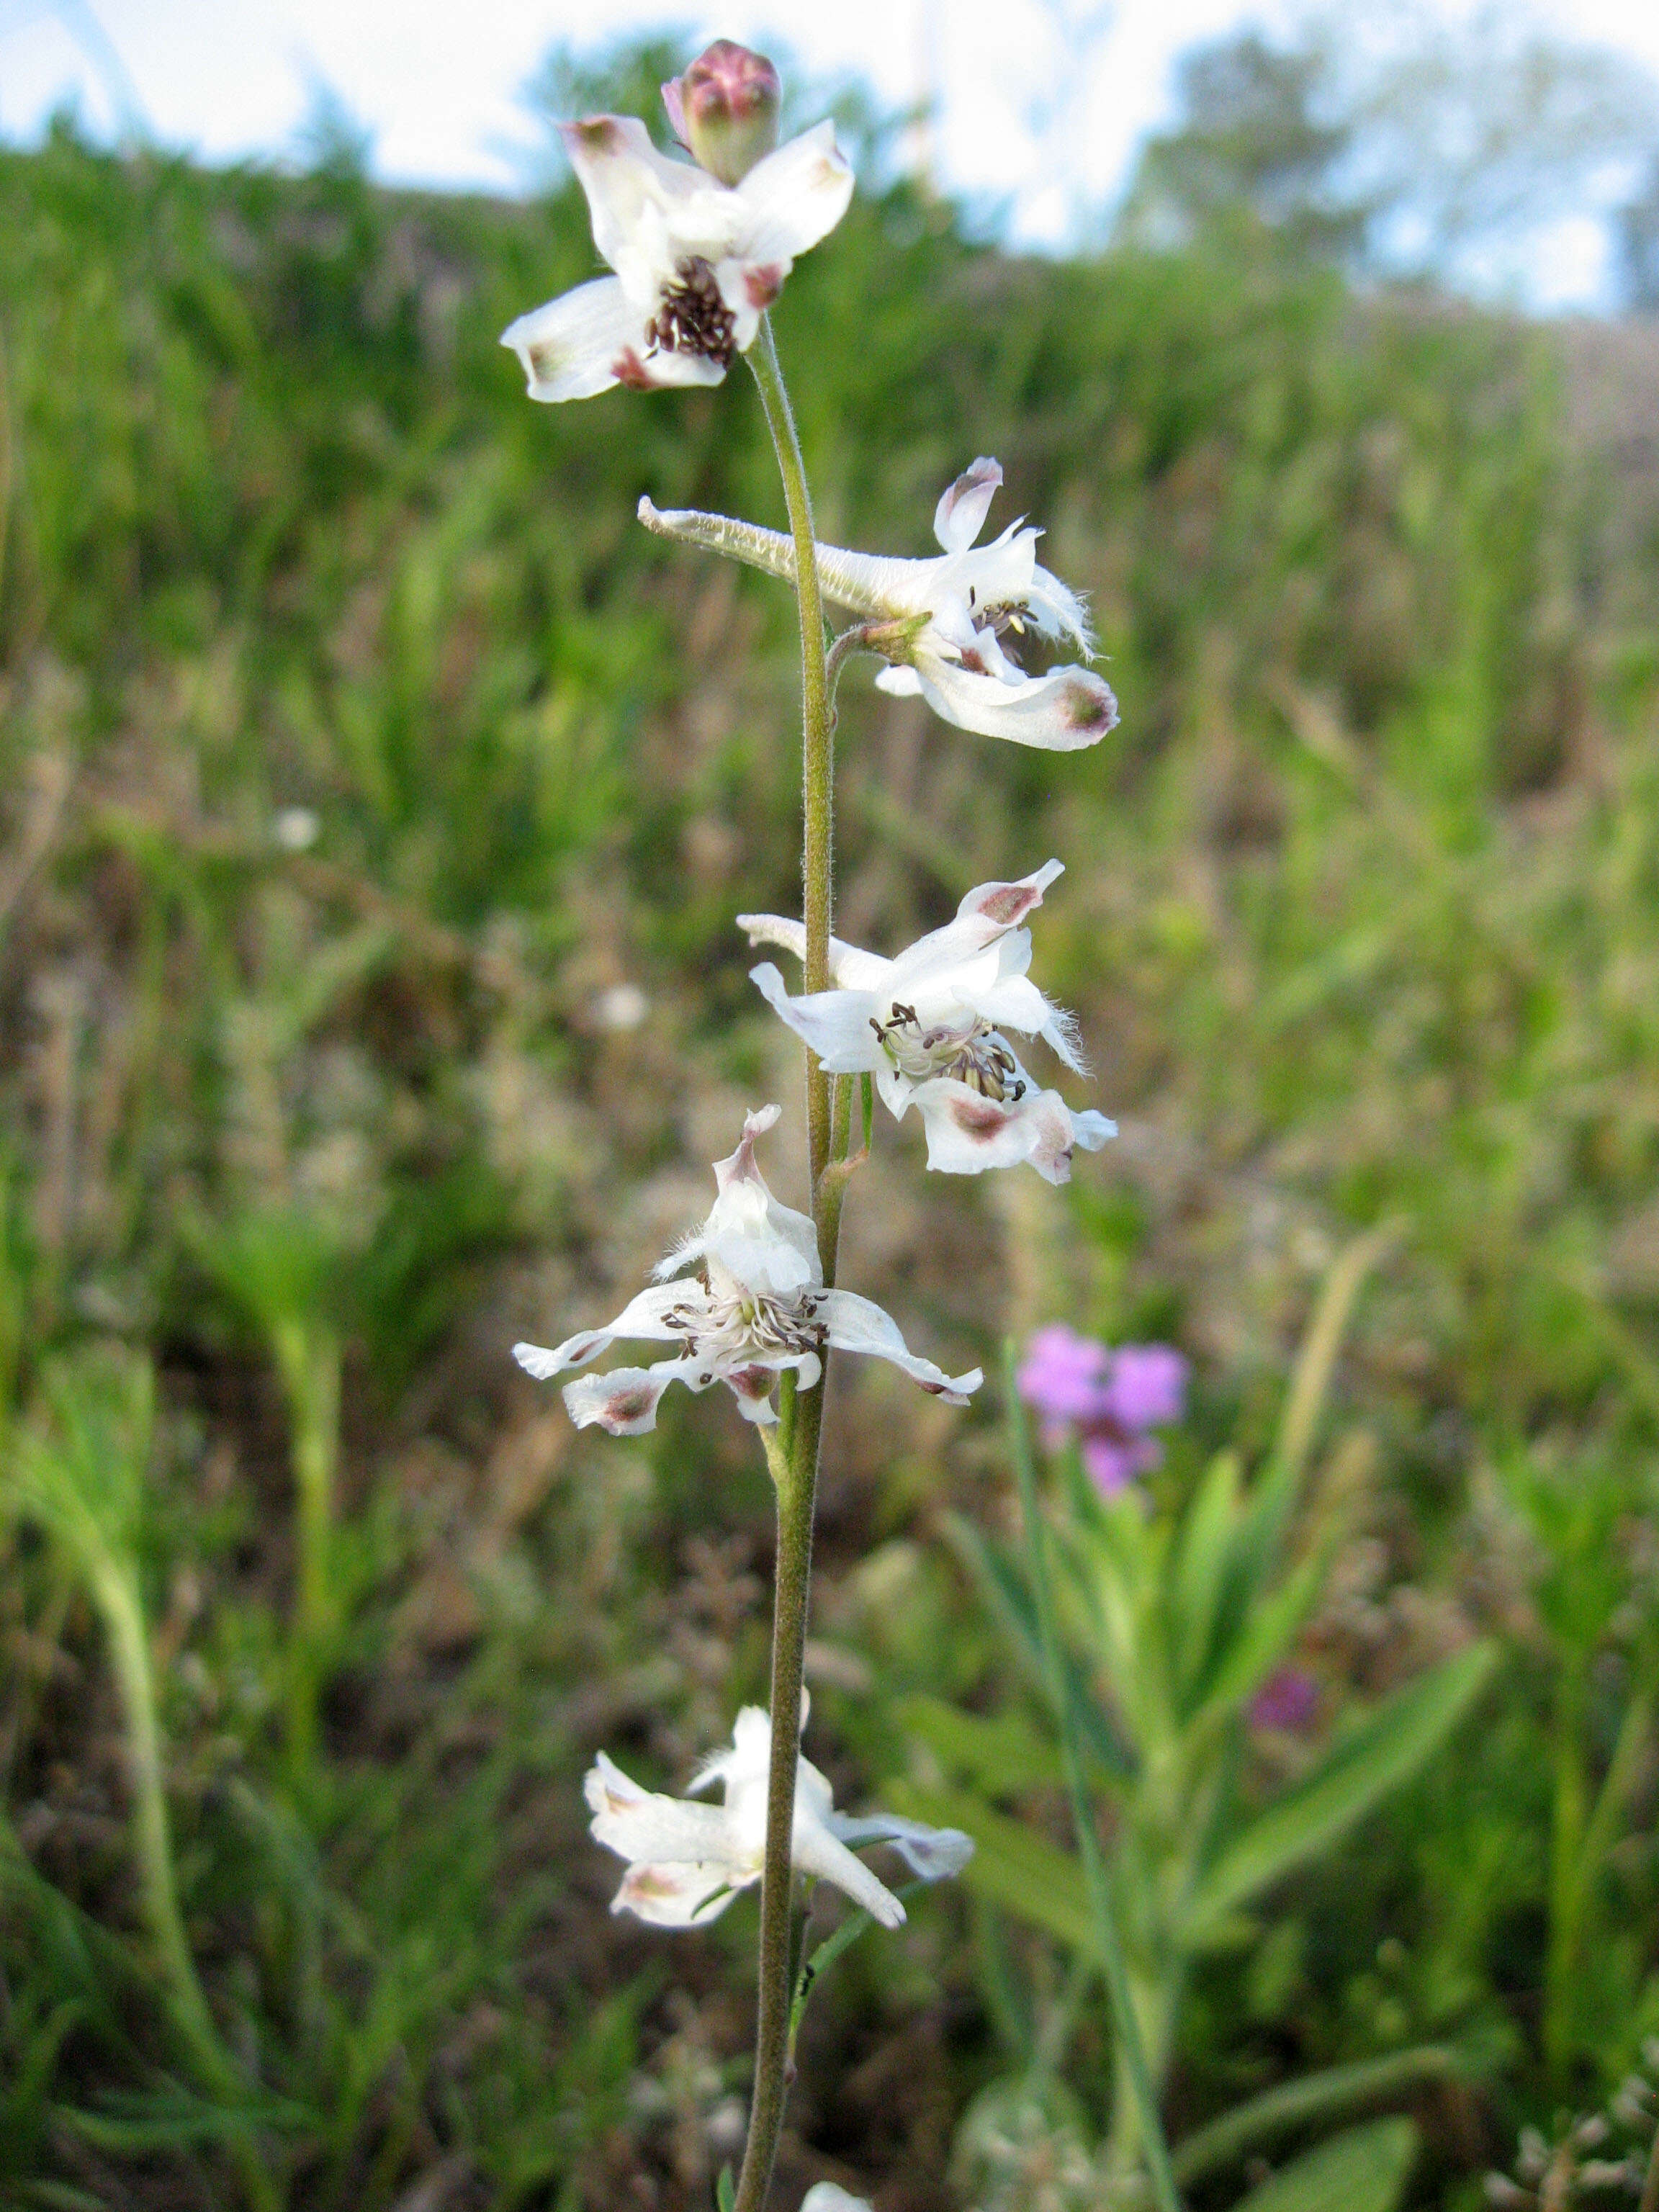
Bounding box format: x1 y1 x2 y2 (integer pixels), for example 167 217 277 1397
4 0 1659 302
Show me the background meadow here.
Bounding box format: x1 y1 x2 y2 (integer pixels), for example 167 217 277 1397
2 25 1659 2210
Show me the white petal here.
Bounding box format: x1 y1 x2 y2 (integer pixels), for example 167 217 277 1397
500 277 649 405
513 1282 694 1382
910 1079 1115 1184
1027 559 1094 651
585 1751 740 1866
737 914 891 992
792 1809 907 1929
801 2190 874 2212
613 1859 747 1925
732 120 855 267
559 114 703 275
690 1704 775 1795
818 1289 981 1404
827 1809 976 1882
968 975 1088 1074
562 1357 706 1435
713 1102 783 1192
933 457 1003 555
917 655 1119 750
874 664 924 696
881 862 1064 992
749 963 886 1072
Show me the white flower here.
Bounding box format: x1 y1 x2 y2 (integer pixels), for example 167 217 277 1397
739 863 1115 1185
800 2190 873 2212
585 1700 974 1930
637 457 1118 750
502 113 853 403
513 1105 981 1431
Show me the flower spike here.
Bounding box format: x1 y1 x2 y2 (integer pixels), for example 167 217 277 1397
513 1105 981 1431
639 459 1118 749
739 863 1116 1184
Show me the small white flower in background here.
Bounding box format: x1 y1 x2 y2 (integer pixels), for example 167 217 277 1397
639 456 1118 750
272 805 319 853
586 1699 974 1929
501 41 853 404
513 1104 981 1433
740 862 1115 1185
800 2190 874 2212
592 981 649 1032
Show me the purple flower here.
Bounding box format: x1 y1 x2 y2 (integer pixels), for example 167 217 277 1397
1018 1326 1189 1496
1017 1324 1111 1437
1081 1431 1161 1494
1102 1344 1188 1431
1249 1668 1320 1734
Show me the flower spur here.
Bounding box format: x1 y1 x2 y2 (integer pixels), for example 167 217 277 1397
639 456 1118 749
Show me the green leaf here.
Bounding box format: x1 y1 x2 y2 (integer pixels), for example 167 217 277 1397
898 1694 1065 1794
1182 1642 1497 1946
716 2164 736 2212
889 1783 1096 1957
1189 1550 1326 1737
1172 2050 1462 2185
1171 1450 1242 1700
943 1514 1133 1780
1228 2118 1417 2212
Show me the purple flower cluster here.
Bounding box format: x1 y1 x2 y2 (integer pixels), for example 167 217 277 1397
1016 1324 1189 1493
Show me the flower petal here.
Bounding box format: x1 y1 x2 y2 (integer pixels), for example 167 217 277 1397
874 663 924 696
749 963 885 1071
500 277 650 405
559 114 703 275
585 1750 739 1866
791 1811 907 1929
916 655 1119 750
612 1859 747 1925
732 120 854 266
880 861 1064 992
827 1809 976 1882
910 1079 1115 1184
933 457 1002 554
513 1282 694 1382
801 2190 873 2212
818 1289 981 1403
562 1357 706 1434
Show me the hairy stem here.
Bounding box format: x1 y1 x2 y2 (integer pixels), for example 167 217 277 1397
746 315 832 1192
1004 1344 1183 2212
734 318 837 2212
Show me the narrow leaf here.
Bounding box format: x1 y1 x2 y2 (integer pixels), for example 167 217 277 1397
1182 1644 1496 1945
888 1781 1096 1957
1228 2118 1416 2212
1172 2049 1462 2185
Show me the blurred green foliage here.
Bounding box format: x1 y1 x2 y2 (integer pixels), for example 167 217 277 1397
0 28 1657 2207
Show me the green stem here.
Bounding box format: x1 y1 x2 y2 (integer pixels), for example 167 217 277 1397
95 1557 280 2212
734 317 839 2212
274 1318 341 1784
735 1387 824 2212
1004 1343 1183 2212
747 317 833 1200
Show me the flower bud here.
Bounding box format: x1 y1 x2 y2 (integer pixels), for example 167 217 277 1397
662 40 781 186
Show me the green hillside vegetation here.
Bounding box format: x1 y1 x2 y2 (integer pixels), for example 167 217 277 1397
1 48 1658 2208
